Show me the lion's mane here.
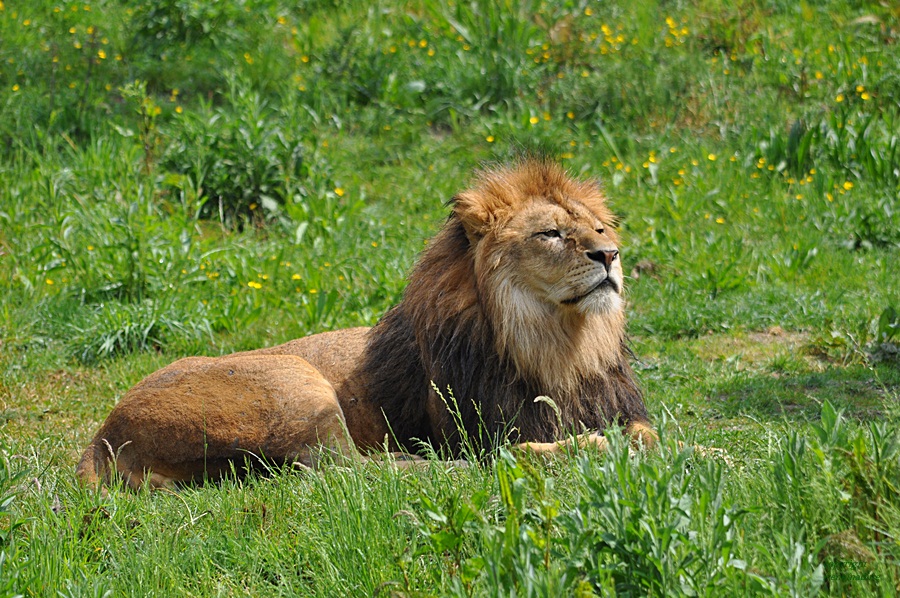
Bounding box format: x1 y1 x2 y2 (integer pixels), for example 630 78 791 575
359 159 649 455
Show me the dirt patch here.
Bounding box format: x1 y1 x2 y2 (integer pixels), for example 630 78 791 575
690 327 821 371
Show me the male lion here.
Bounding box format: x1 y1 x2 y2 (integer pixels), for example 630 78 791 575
76 158 655 489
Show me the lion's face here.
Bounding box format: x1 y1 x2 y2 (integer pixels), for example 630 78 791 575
455 161 625 320
497 200 623 316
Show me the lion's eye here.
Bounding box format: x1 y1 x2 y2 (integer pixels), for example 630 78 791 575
537 229 562 239
596 227 605 235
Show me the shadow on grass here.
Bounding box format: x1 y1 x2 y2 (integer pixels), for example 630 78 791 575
709 362 900 422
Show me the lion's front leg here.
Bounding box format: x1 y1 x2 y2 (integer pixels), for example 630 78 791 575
626 420 658 449
515 432 608 455
516 420 658 455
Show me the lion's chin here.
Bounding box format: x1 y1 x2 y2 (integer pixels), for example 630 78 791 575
568 285 623 316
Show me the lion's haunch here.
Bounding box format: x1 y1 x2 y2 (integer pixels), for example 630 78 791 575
75 354 353 488
77 158 653 489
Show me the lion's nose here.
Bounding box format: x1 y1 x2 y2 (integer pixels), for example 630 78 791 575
586 249 618 270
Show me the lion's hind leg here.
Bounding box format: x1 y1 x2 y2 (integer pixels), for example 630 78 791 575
76 354 356 490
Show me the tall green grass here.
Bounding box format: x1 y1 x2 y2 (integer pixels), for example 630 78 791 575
3 404 898 595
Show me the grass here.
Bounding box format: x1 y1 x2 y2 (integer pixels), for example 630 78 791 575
1 0 899 595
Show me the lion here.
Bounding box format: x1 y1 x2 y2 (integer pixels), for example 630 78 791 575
76 157 656 489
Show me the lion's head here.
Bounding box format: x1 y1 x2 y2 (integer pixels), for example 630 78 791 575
364 158 647 452
451 159 627 391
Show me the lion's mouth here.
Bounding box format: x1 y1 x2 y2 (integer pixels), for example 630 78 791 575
561 277 619 305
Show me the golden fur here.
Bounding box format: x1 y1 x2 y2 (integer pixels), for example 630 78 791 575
76 158 654 489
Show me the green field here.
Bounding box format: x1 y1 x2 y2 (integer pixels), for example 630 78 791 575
1 0 899 595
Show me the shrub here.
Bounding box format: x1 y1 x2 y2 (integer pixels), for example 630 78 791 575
67 299 212 364
162 77 322 227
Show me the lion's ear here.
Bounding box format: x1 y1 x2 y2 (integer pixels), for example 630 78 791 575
452 191 494 242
